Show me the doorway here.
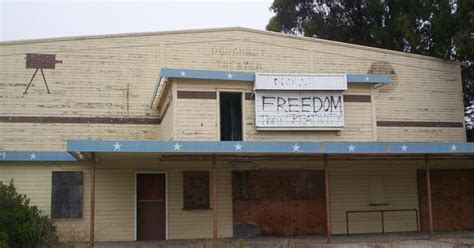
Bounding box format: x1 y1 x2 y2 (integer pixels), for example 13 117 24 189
136 173 167 240
220 92 243 141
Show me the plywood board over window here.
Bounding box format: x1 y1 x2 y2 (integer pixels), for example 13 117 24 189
183 171 210 210
51 171 83 218
369 175 387 205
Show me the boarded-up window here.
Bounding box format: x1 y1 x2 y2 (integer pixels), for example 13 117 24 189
369 175 387 205
232 170 325 201
51 171 83 218
183 171 210 210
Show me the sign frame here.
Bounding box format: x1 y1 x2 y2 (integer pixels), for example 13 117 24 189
254 90 345 130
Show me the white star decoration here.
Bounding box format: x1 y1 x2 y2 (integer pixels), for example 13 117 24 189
292 144 300 152
29 153 37 160
348 144 356 152
450 144 457 151
365 76 370 81
227 73 233 79
180 71 186 77
113 142 122 151
401 144 408 152
174 143 182 151
235 143 242 151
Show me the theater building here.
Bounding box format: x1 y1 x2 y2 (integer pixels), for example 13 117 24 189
0 27 473 243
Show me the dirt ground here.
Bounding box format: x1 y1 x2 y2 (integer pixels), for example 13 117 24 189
82 231 474 248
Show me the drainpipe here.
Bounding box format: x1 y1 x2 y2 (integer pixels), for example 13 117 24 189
212 155 218 242
324 154 332 243
90 153 96 247
425 154 434 238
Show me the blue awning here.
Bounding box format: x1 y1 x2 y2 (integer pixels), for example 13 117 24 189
0 151 77 162
150 68 391 107
66 140 474 155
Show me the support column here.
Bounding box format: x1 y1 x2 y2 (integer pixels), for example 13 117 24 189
324 154 332 243
212 155 218 241
425 154 434 238
89 153 96 247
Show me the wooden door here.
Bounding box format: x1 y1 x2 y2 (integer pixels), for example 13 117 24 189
137 173 166 240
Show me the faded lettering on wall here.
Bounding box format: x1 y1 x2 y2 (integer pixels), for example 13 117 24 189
212 45 264 71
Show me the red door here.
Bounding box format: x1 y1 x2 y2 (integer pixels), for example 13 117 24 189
137 173 166 240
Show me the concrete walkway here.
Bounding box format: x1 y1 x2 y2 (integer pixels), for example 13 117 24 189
89 231 474 248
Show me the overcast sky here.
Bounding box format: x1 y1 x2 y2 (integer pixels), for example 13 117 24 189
0 0 274 41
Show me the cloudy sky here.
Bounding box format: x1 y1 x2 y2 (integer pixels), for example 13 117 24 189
0 0 274 41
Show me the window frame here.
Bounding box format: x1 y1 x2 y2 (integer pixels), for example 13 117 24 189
182 171 211 210
51 171 84 219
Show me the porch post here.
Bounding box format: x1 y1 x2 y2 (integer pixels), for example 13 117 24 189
324 154 332 243
90 153 96 247
425 154 434 238
212 154 218 241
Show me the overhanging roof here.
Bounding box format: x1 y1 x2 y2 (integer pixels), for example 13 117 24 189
0 151 77 162
149 68 391 108
67 140 474 155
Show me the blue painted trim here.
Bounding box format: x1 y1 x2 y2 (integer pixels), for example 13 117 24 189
0 151 77 162
160 68 256 82
149 73 163 108
67 140 474 154
159 68 390 84
346 74 391 84
150 68 391 107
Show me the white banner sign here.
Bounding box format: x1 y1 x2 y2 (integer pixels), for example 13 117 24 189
255 73 347 90
255 91 344 128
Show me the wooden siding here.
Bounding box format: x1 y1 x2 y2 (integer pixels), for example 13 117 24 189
159 82 175 140
0 162 92 242
176 79 375 141
1 158 473 241
0 123 160 150
0 28 466 148
329 162 420 234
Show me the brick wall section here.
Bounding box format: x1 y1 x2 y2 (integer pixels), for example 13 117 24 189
417 169 474 231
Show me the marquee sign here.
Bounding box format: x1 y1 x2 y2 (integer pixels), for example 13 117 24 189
255 73 346 129
255 73 347 90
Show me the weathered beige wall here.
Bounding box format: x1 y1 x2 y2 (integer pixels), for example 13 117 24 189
159 81 176 141
0 123 161 150
176 79 375 141
0 162 92 242
0 28 466 149
1 158 473 241
92 158 233 241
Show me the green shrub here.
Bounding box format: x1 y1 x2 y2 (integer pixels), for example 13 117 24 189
0 179 58 247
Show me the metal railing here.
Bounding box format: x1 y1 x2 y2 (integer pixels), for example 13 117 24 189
346 209 419 235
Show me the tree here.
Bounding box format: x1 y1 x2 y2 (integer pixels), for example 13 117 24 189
0 180 58 247
267 0 473 139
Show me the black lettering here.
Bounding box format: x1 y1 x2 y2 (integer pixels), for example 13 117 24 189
277 97 287 112
323 97 331 112
288 97 299 112
313 97 323 113
274 78 279 86
262 96 275 111
330 96 343 113
301 97 311 112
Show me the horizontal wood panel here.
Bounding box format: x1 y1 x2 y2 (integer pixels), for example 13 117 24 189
0 116 161 124
344 95 371 102
177 91 216 99
377 121 463 128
